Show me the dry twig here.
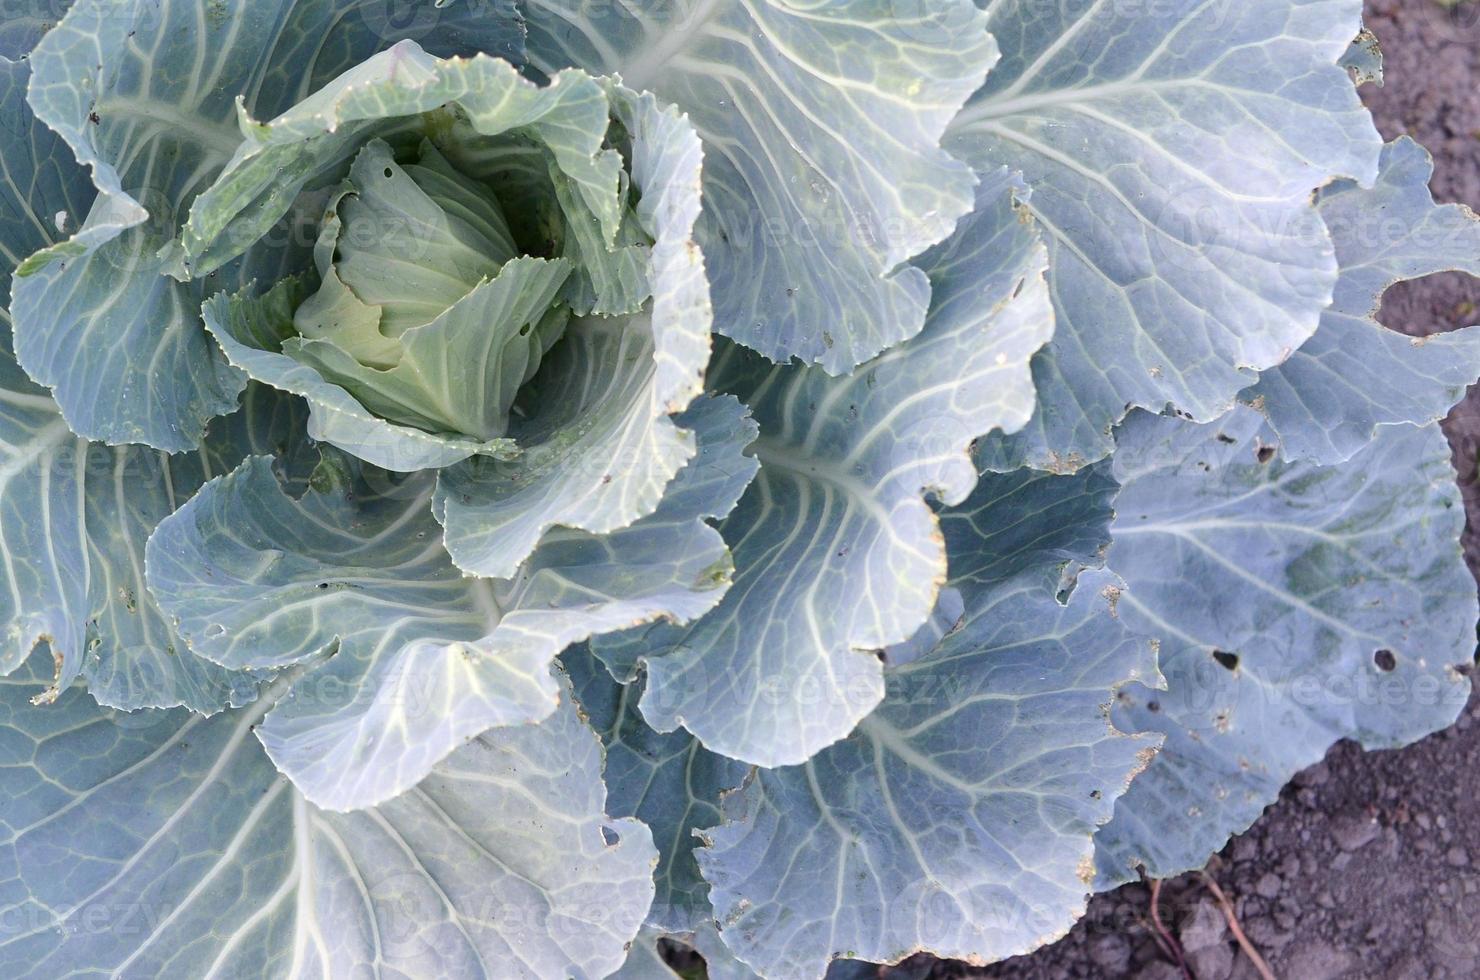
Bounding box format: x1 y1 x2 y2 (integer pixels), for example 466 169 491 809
1200 872 1278 980
1147 879 1194 980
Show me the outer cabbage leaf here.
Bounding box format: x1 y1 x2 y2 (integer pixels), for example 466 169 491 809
9 0 520 450
1094 408 1476 884
6 53 284 713
952 0 1383 471
566 644 748 934
147 393 755 811
434 84 712 576
0 0 72 61
0 357 312 711
522 0 998 372
1243 138 1480 463
696 465 1159 978
0 54 92 338
0 655 656 979
625 169 1054 766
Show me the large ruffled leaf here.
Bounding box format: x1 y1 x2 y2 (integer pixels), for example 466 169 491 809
621 169 1053 767
0 358 310 711
566 645 748 934
435 84 712 576
12 0 283 449
522 0 998 372
1244 138 1480 463
147 393 755 811
0 655 656 979
698 551 1157 978
9 0 521 451
953 0 1383 471
1094 408 1476 884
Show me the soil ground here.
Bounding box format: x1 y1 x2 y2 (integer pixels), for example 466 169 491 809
907 2 1480 979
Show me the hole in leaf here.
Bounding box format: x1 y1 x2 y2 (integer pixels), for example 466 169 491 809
1256 445 1276 464
1376 271 1480 338
601 826 620 846
1212 650 1239 671
1374 649 1397 672
383 167 394 178
1147 700 1161 713
1216 433 1236 444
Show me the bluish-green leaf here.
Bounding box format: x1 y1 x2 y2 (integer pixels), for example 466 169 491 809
14 0 284 449
623 169 1054 767
689 458 1154 977
0 55 93 337
0 333 307 710
954 0 1383 471
0 1 72 60
1243 138 1480 463
523 0 998 372
567 644 748 934
0 655 656 979
1093 408 1475 885
148 393 755 810
698 560 1157 978
1 53 292 712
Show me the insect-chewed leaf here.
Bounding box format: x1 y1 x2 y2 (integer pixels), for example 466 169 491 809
1243 138 1480 463
1094 407 1476 884
954 0 1383 471
567 645 749 935
695 463 1158 977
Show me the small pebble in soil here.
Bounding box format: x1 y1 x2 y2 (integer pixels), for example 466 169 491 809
1179 898 1227 952
1329 812 1381 851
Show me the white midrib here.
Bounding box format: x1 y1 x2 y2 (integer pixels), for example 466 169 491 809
951 77 1191 131
617 0 726 92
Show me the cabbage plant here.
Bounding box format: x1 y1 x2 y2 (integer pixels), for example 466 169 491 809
0 0 1476 977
